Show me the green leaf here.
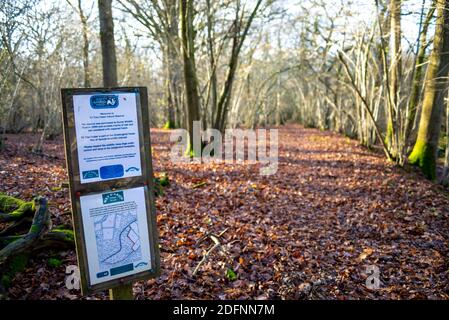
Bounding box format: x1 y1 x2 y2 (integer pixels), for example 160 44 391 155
226 268 237 281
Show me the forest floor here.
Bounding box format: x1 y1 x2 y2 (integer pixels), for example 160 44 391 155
1 125 449 300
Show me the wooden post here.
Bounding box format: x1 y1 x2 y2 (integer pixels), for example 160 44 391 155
109 283 134 300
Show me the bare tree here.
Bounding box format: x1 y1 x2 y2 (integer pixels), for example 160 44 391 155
98 0 117 87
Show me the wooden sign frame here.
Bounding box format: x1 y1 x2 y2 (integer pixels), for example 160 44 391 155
61 87 160 294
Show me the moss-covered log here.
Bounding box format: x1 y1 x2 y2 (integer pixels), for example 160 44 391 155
0 196 75 297
0 229 75 252
0 193 35 223
0 197 51 265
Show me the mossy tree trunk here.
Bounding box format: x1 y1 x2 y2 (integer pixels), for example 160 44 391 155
404 2 436 147
409 0 449 180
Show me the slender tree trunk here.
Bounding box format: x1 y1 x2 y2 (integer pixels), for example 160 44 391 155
275 75 281 126
164 45 176 129
78 0 91 87
386 0 402 158
213 0 262 132
180 0 201 152
442 94 449 184
206 0 218 127
164 0 180 129
98 0 117 87
404 2 435 146
409 0 449 180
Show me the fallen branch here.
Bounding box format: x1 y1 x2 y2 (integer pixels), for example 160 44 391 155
192 228 228 276
0 197 50 265
192 181 207 189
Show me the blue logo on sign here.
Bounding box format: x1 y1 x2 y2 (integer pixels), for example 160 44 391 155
90 95 119 109
100 164 124 179
102 191 124 204
82 170 99 179
135 262 148 268
96 271 109 278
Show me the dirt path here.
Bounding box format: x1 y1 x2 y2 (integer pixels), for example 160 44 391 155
1 125 449 299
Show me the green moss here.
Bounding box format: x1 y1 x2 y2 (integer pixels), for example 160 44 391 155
30 224 39 234
163 120 175 130
409 139 437 180
153 178 164 197
159 173 169 187
0 194 34 217
438 135 446 158
184 141 203 158
385 122 393 147
1 275 11 288
12 202 34 217
0 194 23 212
52 228 75 241
47 258 62 268
184 143 195 158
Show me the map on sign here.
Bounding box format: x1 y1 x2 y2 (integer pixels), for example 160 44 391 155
94 208 141 270
80 187 152 285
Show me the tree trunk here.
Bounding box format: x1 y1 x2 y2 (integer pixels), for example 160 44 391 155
98 0 117 87
164 45 176 129
206 0 218 128
180 0 201 152
164 0 180 129
213 0 262 132
442 92 449 184
404 2 435 147
409 0 449 180
386 0 402 158
79 0 91 88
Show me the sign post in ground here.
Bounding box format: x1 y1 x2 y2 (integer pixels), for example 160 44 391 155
61 87 160 298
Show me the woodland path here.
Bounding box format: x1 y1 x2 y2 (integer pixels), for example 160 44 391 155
1 125 448 299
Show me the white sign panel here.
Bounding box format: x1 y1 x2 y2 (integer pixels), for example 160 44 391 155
73 92 142 184
80 187 152 285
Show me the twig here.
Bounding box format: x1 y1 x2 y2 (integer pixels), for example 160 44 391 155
192 228 228 276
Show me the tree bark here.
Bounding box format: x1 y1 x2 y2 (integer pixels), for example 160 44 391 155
409 0 449 180
442 92 449 184
78 0 91 88
98 0 118 87
180 0 201 151
404 2 435 146
386 0 402 158
213 0 263 132
206 0 218 128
